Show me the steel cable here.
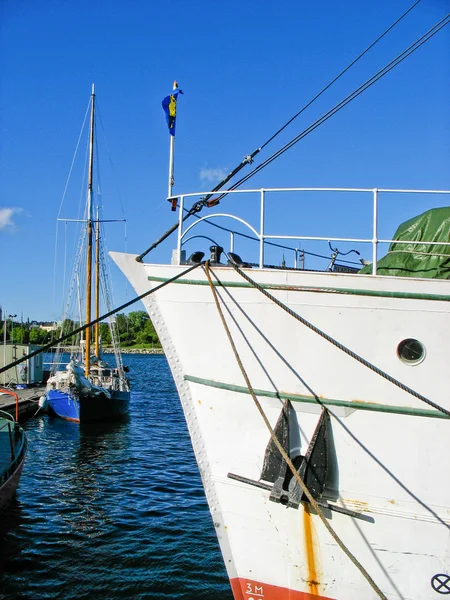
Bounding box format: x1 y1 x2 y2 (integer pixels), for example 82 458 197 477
210 12 450 202
0 261 204 376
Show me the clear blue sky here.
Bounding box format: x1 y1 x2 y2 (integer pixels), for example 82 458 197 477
1 0 449 322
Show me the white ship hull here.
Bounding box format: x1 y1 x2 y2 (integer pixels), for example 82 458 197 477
112 252 450 600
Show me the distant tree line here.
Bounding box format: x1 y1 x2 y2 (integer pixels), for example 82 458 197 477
0 311 160 348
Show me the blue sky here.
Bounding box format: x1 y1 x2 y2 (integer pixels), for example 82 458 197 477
1 0 449 321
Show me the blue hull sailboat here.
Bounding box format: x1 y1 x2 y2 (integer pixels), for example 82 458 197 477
45 86 130 424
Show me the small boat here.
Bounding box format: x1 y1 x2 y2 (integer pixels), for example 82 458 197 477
46 86 130 423
0 391 27 514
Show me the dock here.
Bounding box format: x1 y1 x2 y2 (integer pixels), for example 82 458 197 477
0 386 44 422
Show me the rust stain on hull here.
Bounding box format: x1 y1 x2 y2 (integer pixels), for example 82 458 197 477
303 504 320 595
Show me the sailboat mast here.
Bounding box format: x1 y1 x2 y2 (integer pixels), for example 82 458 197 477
85 83 95 377
94 206 100 359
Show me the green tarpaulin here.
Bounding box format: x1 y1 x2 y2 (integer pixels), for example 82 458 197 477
360 207 450 279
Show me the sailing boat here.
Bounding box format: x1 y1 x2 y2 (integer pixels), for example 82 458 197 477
45 85 130 423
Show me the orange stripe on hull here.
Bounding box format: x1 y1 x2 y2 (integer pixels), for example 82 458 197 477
230 577 335 600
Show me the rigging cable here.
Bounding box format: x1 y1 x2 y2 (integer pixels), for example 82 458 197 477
136 0 425 261
52 99 91 311
0 261 205 377
211 11 450 202
259 0 421 151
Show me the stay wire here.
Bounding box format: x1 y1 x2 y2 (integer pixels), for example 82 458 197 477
213 12 450 200
52 99 91 314
260 0 422 151
0 261 204 376
204 262 388 600
135 2 431 261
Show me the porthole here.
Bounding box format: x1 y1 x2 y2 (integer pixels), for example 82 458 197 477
397 338 425 365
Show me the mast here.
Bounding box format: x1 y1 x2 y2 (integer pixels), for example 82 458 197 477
85 84 95 377
94 205 100 359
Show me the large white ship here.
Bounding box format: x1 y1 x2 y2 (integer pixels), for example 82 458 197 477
112 185 450 600
111 7 450 597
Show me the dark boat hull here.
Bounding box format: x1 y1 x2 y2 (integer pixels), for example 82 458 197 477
0 416 27 515
80 390 130 422
0 454 26 514
47 389 130 423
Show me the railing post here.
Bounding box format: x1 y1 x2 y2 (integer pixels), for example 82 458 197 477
259 189 265 268
177 195 184 265
230 232 235 253
372 188 378 275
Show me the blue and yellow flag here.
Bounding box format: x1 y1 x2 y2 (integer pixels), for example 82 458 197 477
162 83 183 136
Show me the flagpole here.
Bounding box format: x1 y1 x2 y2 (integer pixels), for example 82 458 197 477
168 81 177 198
168 136 175 197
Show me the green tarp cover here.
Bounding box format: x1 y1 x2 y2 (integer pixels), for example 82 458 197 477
359 207 450 278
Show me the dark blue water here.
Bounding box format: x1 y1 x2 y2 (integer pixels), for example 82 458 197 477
0 355 232 599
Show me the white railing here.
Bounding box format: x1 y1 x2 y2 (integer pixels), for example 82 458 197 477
175 188 450 275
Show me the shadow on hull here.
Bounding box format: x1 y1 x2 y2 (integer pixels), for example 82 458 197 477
47 389 130 423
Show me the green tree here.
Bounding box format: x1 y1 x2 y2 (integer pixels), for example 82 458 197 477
128 311 149 334
29 327 46 344
99 322 112 345
135 319 159 345
12 326 25 344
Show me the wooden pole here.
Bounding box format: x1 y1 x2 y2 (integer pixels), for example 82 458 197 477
94 206 100 359
85 84 95 377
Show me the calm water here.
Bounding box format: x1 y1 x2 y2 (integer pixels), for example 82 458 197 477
0 355 232 599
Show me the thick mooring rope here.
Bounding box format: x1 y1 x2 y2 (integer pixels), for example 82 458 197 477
229 262 450 418
204 262 388 600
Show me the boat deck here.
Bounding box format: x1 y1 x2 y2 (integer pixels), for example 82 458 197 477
0 386 44 421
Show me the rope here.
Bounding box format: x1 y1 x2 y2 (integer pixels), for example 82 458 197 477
204 262 388 600
0 261 204 376
229 262 450 418
386 249 450 258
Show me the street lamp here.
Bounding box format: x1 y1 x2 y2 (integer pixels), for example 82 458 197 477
9 315 17 345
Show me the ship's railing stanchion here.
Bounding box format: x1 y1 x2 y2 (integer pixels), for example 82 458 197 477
177 195 185 265
259 189 265 268
372 188 379 275
230 231 235 253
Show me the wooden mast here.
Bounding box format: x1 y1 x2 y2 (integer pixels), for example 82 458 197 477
84 84 95 377
94 205 100 359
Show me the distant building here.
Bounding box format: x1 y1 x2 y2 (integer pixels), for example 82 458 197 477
0 343 44 385
38 322 59 332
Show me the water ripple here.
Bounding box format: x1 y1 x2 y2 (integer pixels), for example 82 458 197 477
0 355 232 600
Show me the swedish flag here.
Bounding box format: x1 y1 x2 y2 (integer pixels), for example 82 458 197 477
162 84 183 136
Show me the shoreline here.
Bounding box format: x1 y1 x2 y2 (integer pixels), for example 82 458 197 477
102 348 164 355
